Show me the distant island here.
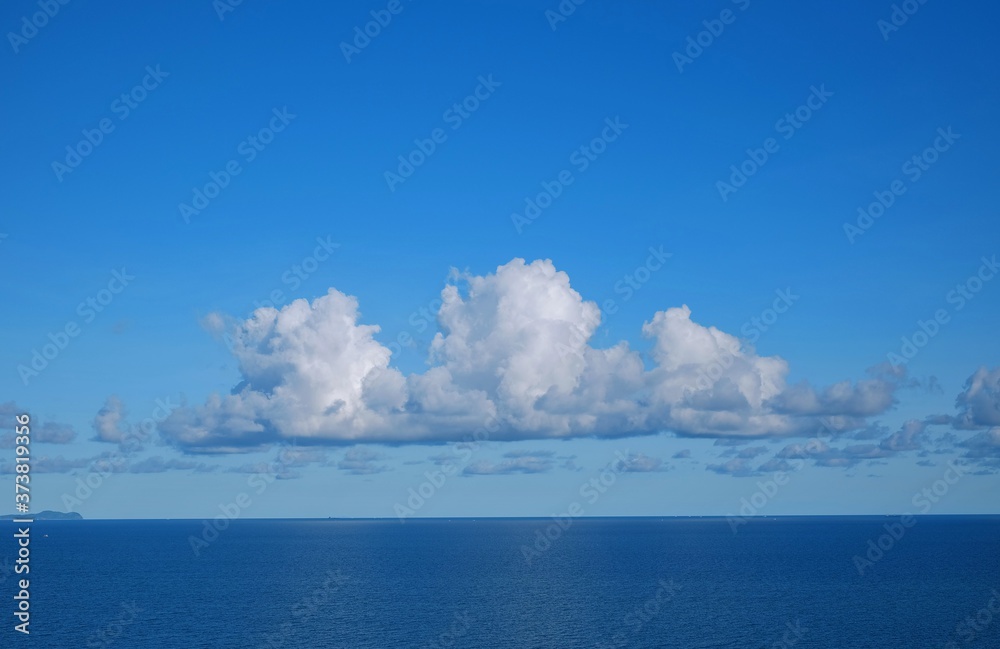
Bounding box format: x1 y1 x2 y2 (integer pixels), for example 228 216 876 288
0 511 83 520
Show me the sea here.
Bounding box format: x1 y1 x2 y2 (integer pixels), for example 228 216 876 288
4 516 999 648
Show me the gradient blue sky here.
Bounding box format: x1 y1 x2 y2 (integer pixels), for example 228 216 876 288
1 0 998 518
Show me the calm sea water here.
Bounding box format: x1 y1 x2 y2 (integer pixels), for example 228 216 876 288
3 516 999 648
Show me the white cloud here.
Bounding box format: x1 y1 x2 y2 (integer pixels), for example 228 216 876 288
616 452 668 473
160 258 906 452
953 366 1000 429
93 396 129 443
0 402 76 446
463 453 555 475
338 447 388 475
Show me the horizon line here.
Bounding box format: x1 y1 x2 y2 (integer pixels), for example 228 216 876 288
6 513 1000 521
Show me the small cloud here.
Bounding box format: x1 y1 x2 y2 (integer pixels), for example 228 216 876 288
92 396 129 443
463 454 554 475
34 421 77 444
200 312 228 334
757 458 794 473
852 423 889 440
713 438 750 447
503 449 555 459
428 452 461 466
0 403 77 446
736 446 767 459
561 457 580 471
616 452 667 473
0 455 93 474
952 367 1000 430
878 420 927 452
338 447 388 475
127 456 217 473
706 458 755 477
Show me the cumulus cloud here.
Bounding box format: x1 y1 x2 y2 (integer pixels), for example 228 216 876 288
918 367 1000 471
768 374 898 418
952 367 1000 429
879 420 927 452
159 258 907 452
93 396 129 443
959 428 1000 464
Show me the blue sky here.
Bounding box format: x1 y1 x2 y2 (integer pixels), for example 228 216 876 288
1 0 998 519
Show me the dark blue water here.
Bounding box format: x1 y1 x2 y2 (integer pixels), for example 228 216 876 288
2 516 999 647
